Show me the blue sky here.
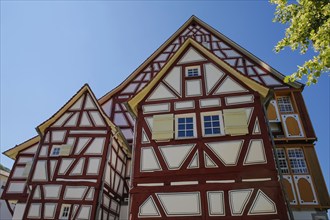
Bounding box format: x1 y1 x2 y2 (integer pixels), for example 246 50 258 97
1 0 329 193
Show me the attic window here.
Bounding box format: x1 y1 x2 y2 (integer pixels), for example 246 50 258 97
186 66 200 77
51 147 61 156
60 204 71 219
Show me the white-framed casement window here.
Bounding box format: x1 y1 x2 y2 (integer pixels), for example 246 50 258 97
175 113 197 139
287 148 308 174
275 148 289 174
201 111 225 137
277 96 294 113
60 204 71 219
185 66 200 77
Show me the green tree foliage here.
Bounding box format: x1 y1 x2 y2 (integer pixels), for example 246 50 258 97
270 0 330 85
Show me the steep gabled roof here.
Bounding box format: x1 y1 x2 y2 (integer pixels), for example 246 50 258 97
3 136 40 160
37 84 116 135
128 38 270 116
4 84 131 159
100 15 301 105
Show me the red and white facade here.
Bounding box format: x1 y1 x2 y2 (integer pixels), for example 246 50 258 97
127 39 288 219
2 16 329 220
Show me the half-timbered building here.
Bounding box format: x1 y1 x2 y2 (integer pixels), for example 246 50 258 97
2 16 329 220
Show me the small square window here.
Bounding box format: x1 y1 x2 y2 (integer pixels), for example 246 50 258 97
175 114 196 139
60 205 71 219
201 111 224 137
186 66 200 77
51 147 61 156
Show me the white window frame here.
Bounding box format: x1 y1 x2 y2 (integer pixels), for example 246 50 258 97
60 204 71 219
276 148 289 174
50 146 61 157
175 113 197 139
185 66 200 77
277 96 294 113
201 111 225 137
287 148 308 174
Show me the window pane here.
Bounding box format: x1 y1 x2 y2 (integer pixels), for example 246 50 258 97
205 129 212 134
178 131 185 137
213 121 220 127
186 118 193 123
178 118 185 123
212 115 219 120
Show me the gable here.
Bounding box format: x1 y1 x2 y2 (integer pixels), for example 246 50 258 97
38 84 114 135
128 39 269 115
50 92 106 129
5 84 131 159
100 16 301 106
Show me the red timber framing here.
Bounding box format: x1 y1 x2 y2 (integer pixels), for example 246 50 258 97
2 85 130 220
2 15 329 220
99 16 303 148
127 39 289 219
1 138 39 203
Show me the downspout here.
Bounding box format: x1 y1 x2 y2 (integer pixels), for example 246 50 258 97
262 91 294 220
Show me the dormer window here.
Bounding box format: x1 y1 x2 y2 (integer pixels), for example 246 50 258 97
186 66 200 77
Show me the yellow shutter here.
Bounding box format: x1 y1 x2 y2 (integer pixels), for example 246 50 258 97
223 108 248 135
22 161 33 177
152 114 174 140
60 145 72 156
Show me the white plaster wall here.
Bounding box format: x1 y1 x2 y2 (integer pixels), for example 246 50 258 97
12 203 26 220
119 204 129 220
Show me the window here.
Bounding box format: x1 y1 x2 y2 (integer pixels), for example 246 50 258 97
60 205 70 219
51 147 61 156
287 148 308 174
277 96 294 113
276 149 289 174
50 145 72 157
186 66 200 77
201 111 224 136
175 114 196 139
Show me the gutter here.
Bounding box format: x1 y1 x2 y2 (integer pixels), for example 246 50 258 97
262 90 294 220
